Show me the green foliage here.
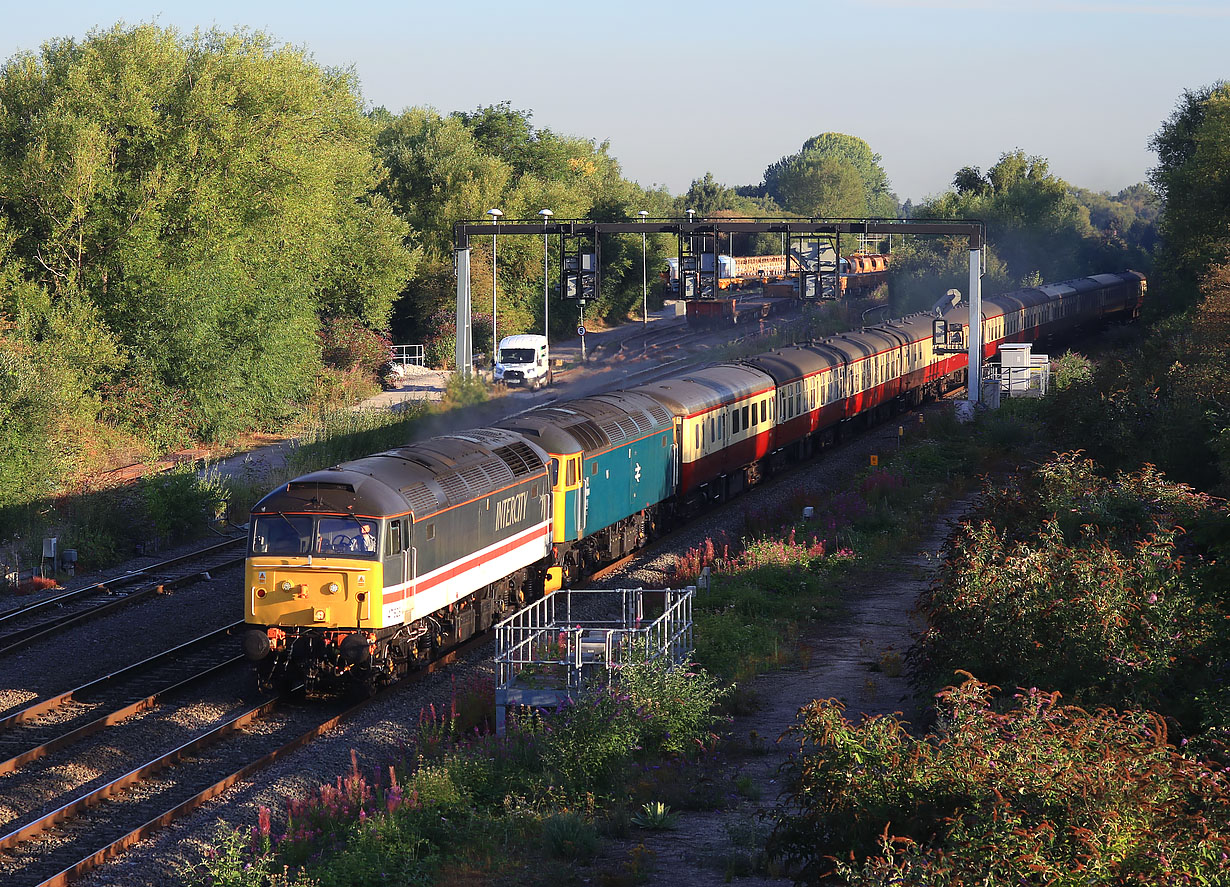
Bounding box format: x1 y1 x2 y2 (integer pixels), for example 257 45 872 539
541 812 598 861
616 646 729 756
911 454 1230 729
181 825 321 887
762 133 897 219
629 801 678 830
1043 265 1230 493
139 461 229 541
770 677 1230 886
543 656 725 791
319 316 393 378
894 149 1155 314
440 372 489 408
1051 350 1094 389
282 404 428 478
375 102 670 344
0 21 416 496
1150 81 1230 310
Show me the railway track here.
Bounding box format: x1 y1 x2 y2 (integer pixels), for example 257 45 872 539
0 634 486 887
0 623 244 774
0 537 247 657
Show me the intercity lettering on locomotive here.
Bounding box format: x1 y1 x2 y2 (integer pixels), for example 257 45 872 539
495 490 530 531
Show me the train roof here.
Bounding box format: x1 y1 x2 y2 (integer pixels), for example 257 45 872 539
253 427 548 521
496 391 673 457
740 345 838 383
629 363 775 416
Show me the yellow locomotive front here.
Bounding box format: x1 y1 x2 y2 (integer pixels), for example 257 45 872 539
242 473 414 693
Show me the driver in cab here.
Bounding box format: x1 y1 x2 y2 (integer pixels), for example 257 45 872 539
354 522 377 554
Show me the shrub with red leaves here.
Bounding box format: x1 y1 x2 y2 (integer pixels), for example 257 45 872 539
770 676 1230 886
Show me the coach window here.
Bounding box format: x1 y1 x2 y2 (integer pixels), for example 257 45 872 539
732 409 741 434
695 424 701 451
719 414 725 438
761 400 768 423
710 416 715 442
742 405 750 428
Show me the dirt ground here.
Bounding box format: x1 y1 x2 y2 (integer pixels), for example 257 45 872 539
589 499 972 886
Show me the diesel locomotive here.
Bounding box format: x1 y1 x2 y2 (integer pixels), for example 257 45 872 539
243 270 1145 694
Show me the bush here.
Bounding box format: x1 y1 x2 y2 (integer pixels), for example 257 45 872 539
911 454 1230 728
1051 350 1094 389
319 316 393 378
440 372 489 408
541 812 598 861
139 461 230 541
770 677 1230 886
616 648 728 756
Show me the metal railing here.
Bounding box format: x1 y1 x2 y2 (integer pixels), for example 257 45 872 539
985 362 1050 397
493 586 694 734
390 344 425 367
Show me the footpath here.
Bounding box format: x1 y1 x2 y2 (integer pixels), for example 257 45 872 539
603 499 969 886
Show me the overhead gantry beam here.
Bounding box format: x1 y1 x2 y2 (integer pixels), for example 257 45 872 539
452 216 984 402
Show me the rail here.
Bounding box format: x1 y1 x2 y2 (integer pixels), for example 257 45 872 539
0 631 488 886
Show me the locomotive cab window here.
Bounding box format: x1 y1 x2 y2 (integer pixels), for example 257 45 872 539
251 513 312 556
317 516 378 557
386 520 403 555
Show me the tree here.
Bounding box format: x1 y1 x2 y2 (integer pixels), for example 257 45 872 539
0 23 416 445
952 166 988 196
763 133 896 217
773 156 866 218
1149 81 1230 310
911 150 1092 286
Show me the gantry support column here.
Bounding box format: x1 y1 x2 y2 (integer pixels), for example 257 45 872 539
455 247 473 379
969 247 982 402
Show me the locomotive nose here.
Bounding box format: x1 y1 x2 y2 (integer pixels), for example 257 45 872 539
243 629 272 661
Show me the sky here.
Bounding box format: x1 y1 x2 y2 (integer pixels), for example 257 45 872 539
2 0 1227 204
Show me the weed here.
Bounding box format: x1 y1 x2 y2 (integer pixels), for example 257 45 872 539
541 812 598 861
630 801 678 830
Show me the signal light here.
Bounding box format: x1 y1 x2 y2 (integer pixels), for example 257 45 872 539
256 587 266 598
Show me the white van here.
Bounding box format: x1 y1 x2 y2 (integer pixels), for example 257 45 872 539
493 334 552 389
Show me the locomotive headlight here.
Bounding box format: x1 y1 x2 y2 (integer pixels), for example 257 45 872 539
278 580 293 593
326 582 339 594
